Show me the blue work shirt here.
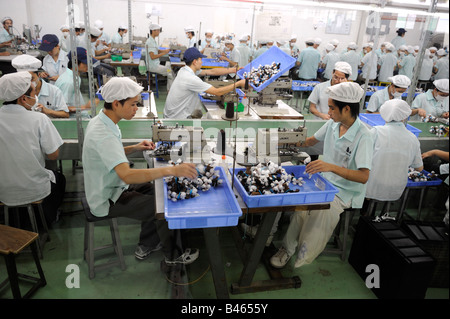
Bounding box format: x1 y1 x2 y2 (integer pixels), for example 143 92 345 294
297 46 321 80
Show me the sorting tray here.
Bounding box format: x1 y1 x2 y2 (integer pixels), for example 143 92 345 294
202 58 229 68
291 80 320 91
359 113 422 137
237 45 296 93
406 169 443 187
164 166 242 229
231 165 339 208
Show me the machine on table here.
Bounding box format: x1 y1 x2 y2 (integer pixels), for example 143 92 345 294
246 77 293 106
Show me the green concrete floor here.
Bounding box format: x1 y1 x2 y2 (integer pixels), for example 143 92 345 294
0 84 448 302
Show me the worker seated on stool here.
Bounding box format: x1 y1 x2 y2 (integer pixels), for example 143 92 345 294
270 82 374 269
366 75 411 114
0 72 66 226
363 99 424 214
82 77 199 265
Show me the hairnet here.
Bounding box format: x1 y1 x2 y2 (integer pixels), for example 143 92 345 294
239 34 248 41
150 24 161 31
385 43 395 52
0 71 32 101
327 82 364 104
90 27 102 37
290 34 297 40
314 38 322 45
1 17 12 24
434 79 449 93
330 39 339 46
60 25 70 31
101 77 143 103
334 61 352 76
347 42 357 50
437 49 446 56
398 45 407 51
94 20 104 28
325 43 335 52
380 99 412 122
11 54 42 72
388 75 411 88
184 26 194 32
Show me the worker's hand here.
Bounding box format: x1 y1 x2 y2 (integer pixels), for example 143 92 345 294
33 103 44 112
305 160 333 175
417 108 427 118
135 140 156 151
162 49 170 55
172 163 198 180
421 150 436 159
320 113 331 120
48 75 59 81
235 79 246 88
442 112 449 119
39 72 49 78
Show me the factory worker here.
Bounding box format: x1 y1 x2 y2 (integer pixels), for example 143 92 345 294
308 61 352 120
12 55 69 118
220 39 241 78
266 39 274 48
397 45 416 80
321 43 341 81
364 99 423 212
164 47 245 119
340 42 360 82
429 46 438 62
253 39 269 59
413 45 420 57
391 28 407 50
366 75 411 113
89 27 115 78
111 24 127 44
0 71 66 226
236 34 251 66
377 43 397 83
296 38 321 81
145 23 174 92
82 77 199 264
375 42 388 59
59 25 71 53
185 26 197 48
411 79 449 120
433 49 449 81
287 34 300 58
270 82 373 269
75 22 88 50
313 38 322 51
38 34 69 84
359 42 378 83
54 47 99 118
0 16 14 48
94 19 111 50
199 29 218 52
418 49 434 88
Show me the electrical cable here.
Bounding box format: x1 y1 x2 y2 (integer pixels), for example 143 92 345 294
165 265 211 286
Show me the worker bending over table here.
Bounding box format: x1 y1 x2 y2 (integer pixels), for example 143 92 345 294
270 82 374 269
82 77 199 265
366 75 411 113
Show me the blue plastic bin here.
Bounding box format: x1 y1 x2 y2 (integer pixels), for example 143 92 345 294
96 89 149 101
237 46 296 92
231 166 338 208
202 58 229 68
359 113 422 137
291 80 320 91
164 166 242 229
407 170 443 187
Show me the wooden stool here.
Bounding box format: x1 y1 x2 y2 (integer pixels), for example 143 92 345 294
1 200 50 259
0 224 47 299
81 196 126 279
322 208 357 261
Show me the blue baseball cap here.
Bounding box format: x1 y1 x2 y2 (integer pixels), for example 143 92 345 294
183 47 206 63
67 47 97 65
39 34 60 51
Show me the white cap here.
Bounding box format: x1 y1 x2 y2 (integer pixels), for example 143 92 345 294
434 79 449 93
314 38 322 45
205 29 214 35
119 23 128 29
239 34 248 41
330 39 339 46
380 99 412 122
0 71 32 101
184 26 194 32
399 45 408 51
325 43 335 52
90 27 102 37
60 25 70 31
437 48 446 56
413 45 420 51
75 21 85 28
149 23 161 31
347 42 357 50
1 16 12 24
334 61 352 76
429 46 437 52
388 75 411 88
224 39 233 45
12 54 42 72
94 20 104 29
327 82 364 103
290 34 297 40
305 38 314 44
406 46 415 54
101 77 143 103
385 43 395 52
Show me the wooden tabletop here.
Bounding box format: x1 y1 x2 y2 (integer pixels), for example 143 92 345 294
0 224 38 255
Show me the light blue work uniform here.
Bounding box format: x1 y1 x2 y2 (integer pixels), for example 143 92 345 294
253 45 268 59
54 68 90 118
111 32 123 44
59 35 71 53
37 80 69 114
398 53 416 80
236 43 251 66
188 36 197 49
82 109 129 217
76 34 88 50
200 39 219 50
433 57 449 80
341 50 361 81
314 117 374 209
377 52 397 82
411 90 449 119
297 46 321 80
42 49 69 84
419 57 434 81
322 51 340 80
360 51 378 80
391 36 406 50
0 104 63 206
366 122 423 201
366 87 391 113
308 80 331 119
164 65 212 119
145 36 174 90
0 28 13 44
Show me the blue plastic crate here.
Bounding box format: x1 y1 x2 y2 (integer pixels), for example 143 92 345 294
359 113 422 137
202 58 229 68
164 166 242 229
407 170 443 187
231 165 339 208
237 46 296 93
291 80 320 91
96 89 149 101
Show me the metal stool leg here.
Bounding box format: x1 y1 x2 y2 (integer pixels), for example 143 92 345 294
110 219 126 271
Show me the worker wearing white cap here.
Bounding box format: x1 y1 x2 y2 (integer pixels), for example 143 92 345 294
12 55 69 118
145 23 174 91
271 81 373 269
94 19 111 49
0 16 14 49
340 42 360 81
87 27 115 79
411 79 449 120
428 46 438 62
377 43 397 82
184 26 197 48
219 39 241 77
82 76 200 265
0 71 66 225
295 38 321 80
366 75 411 113
375 42 388 59
111 24 128 44
236 34 251 66
59 25 71 53
313 38 322 51
286 34 299 58
321 43 340 81
359 42 377 82
418 49 434 87
253 39 269 59
308 61 352 120
74 21 89 50
365 99 423 208
433 49 449 81
397 45 416 81
199 29 218 51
